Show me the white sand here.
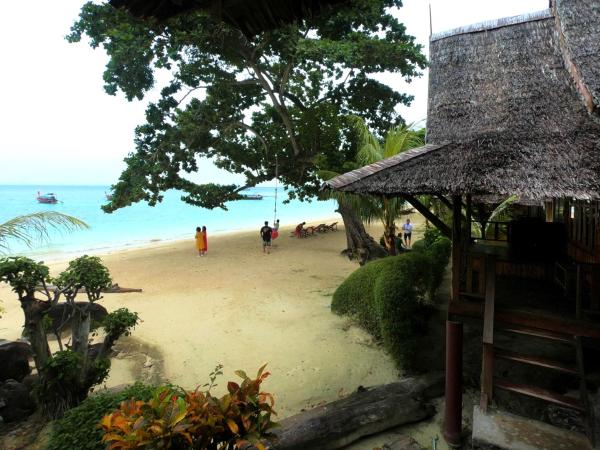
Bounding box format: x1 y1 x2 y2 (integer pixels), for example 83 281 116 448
0 217 425 418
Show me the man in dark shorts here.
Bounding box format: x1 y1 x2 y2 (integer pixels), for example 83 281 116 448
402 218 413 249
260 221 273 254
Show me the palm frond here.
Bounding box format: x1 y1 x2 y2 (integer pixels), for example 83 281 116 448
0 212 90 254
348 115 382 165
488 195 519 223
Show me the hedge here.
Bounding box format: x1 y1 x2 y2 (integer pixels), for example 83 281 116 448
332 233 451 371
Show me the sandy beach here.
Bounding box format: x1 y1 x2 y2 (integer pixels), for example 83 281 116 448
0 216 427 419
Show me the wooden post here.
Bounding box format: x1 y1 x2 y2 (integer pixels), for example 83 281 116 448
451 195 462 303
480 255 496 412
576 264 582 320
444 320 463 447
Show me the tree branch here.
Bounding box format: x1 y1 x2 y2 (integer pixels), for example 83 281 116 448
250 63 303 157
222 121 270 156
402 194 452 238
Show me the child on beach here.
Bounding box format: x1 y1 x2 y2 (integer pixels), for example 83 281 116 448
195 226 206 256
272 219 280 240
202 226 208 253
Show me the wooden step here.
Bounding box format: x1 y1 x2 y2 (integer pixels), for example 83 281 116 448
495 348 579 375
494 379 585 412
459 291 484 301
496 322 575 344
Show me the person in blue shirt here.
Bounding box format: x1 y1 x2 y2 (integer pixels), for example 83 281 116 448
402 218 413 249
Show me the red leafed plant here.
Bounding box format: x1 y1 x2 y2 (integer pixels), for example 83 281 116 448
100 364 277 449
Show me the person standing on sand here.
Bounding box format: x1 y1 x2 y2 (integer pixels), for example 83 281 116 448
195 226 206 256
260 221 273 254
272 219 280 240
402 218 413 249
202 226 208 254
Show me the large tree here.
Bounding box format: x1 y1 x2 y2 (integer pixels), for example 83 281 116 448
69 1 426 250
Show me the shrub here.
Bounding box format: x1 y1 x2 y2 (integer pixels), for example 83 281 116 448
374 252 431 370
47 383 155 450
331 234 451 371
100 365 277 450
424 237 452 299
331 258 389 338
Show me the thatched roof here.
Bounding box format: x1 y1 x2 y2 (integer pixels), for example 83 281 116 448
326 1 600 201
109 0 347 36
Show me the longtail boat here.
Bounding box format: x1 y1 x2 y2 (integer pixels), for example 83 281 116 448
36 192 58 204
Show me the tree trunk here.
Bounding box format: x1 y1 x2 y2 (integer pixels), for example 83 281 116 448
337 202 388 265
383 224 396 256
382 197 397 256
271 372 444 450
20 296 51 372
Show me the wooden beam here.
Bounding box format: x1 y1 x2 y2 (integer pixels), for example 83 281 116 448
480 255 496 412
402 195 451 238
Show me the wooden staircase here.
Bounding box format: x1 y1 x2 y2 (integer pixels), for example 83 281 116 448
476 255 595 445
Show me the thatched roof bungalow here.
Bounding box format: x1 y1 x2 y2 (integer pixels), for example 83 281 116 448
327 1 600 448
327 5 600 201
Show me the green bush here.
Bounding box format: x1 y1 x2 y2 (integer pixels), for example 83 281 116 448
331 234 451 371
424 237 452 299
47 383 155 450
374 252 431 369
331 258 389 338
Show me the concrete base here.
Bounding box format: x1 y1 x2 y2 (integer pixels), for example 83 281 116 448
472 406 592 450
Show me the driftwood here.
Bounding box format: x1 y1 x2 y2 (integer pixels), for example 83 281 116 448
270 372 444 450
35 283 142 294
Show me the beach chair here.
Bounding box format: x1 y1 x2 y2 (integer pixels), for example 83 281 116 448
315 224 328 233
304 226 316 236
327 222 338 231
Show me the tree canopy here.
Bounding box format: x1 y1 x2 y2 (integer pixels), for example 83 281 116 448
68 0 426 211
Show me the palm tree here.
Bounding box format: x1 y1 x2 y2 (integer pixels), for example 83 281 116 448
0 212 89 254
348 116 425 255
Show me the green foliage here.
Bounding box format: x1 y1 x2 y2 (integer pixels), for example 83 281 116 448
332 236 451 371
374 252 430 369
423 227 444 248
47 383 155 450
100 365 277 449
54 255 112 300
68 1 426 212
103 308 139 338
0 212 89 254
331 258 389 337
0 256 49 298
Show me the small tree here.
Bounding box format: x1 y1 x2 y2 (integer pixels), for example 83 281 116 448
0 255 139 418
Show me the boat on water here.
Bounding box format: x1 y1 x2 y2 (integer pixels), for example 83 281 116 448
36 192 58 204
240 194 263 200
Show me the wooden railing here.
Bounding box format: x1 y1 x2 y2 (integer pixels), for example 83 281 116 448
471 221 510 242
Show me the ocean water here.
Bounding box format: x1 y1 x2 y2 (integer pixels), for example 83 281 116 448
0 185 338 259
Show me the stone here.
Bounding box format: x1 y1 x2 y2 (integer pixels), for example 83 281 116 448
0 380 36 423
0 341 33 382
46 302 108 332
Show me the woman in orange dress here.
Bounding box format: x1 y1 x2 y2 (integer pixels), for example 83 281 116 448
195 226 206 256
202 226 208 254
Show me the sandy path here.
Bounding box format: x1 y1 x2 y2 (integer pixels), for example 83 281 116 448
0 216 425 418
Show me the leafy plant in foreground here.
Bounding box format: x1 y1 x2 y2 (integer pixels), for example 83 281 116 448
101 365 277 449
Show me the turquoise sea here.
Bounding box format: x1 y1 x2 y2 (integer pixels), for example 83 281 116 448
0 185 338 259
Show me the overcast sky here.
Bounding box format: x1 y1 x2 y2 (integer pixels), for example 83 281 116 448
0 0 548 186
